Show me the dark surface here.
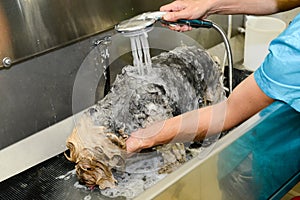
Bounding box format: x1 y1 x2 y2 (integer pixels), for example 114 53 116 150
0 32 108 150
224 67 252 96
0 153 123 200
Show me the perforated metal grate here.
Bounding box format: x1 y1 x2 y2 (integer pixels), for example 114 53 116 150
0 153 122 200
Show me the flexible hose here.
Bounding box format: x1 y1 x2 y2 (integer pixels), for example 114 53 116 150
212 22 233 94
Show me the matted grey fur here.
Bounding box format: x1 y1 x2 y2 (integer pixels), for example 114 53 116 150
65 45 224 189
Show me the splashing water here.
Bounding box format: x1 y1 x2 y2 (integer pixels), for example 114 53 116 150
129 31 152 75
94 37 111 80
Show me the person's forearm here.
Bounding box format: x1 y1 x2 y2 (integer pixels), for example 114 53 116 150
161 0 300 25
210 0 300 16
126 74 274 152
152 74 274 143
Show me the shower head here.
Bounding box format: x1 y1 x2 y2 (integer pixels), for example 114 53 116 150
115 11 166 36
115 12 233 93
115 11 214 36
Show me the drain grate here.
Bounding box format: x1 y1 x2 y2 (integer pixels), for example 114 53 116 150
0 153 121 200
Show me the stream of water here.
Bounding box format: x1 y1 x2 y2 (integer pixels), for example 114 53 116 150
129 31 152 75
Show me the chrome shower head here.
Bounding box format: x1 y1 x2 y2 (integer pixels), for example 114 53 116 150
115 11 166 36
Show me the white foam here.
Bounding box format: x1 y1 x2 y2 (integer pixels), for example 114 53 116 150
99 152 166 199
100 172 166 199
83 194 92 200
74 181 89 190
55 169 76 181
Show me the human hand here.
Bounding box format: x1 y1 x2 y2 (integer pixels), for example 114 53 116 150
126 111 201 153
160 0 213 31
126 117 185 153
125 128 153 153
126 120 168 153
160 0 212 21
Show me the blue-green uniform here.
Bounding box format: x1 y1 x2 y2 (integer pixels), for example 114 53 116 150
255 13 300 112
218 14 300 200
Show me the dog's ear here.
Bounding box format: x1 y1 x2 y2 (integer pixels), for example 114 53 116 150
65 116 125 189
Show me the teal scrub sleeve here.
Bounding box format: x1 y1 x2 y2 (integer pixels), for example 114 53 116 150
254 13 300 112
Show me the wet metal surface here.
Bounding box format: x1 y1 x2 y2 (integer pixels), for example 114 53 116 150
0 0 172 67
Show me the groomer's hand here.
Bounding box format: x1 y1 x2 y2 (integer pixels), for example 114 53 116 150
126 109 201 153
126 118 183 153
160 0 212 31
126 128 153 153
126 120 167 153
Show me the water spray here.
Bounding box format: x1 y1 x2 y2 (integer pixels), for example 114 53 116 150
115 11 233 94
